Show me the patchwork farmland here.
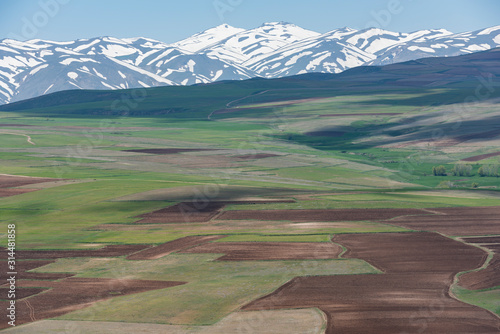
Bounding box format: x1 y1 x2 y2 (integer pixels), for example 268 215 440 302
1 49 500 333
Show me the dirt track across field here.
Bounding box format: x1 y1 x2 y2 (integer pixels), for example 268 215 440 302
218 208 427 222
180 241 343 261
127 235 226 260
0 278 185 329
243 232 499 334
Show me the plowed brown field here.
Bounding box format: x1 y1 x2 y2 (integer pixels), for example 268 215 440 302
0 244 151 260
385 206 500 236
243 232 499 334
0 278 185 329
218 208 426 222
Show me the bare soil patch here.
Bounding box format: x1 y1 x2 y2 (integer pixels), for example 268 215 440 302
127 235 226 260
180 241 342 261
0 278 185 329
462 150 500 162
243 232 498 334
218 208 427 222
123 148 218 154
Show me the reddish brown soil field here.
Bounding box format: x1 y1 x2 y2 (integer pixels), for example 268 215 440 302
459 254 500 290
386 206 500 236
335 232 486 273
127 235 226 260
233 153 281 160
0 175 55 188
0 278 185 329
136 202 226 223
180 241 342 261
462 236 500 244
462 151 500 162
123 148 218 154
319 113 402 117
485 245 500 252
218 208 426 222
0 244 150 260
243 232 499 334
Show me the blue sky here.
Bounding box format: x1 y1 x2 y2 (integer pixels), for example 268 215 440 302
1 0 499 42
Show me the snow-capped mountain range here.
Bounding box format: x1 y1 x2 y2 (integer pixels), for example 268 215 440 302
1 22 500 105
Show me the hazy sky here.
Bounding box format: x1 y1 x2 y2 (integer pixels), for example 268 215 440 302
1 0 499 42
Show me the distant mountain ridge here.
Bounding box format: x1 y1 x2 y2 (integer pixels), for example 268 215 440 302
0 22 499 105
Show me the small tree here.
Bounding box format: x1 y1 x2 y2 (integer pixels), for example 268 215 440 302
478 164 499 177
451 164 472 176
432 165 447 176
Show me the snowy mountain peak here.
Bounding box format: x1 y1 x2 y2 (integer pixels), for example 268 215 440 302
172 24 244 52
478 25 500 35
1 23 500 105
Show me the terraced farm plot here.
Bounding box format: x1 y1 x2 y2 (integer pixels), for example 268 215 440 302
385 206 500 236
179 241 343 261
